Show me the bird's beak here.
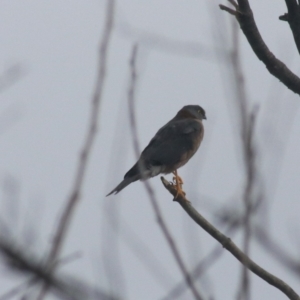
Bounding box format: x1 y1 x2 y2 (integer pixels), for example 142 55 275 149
203 115 207 120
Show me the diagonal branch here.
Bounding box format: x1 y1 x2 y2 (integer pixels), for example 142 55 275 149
36 0 115 299
0 64 25 93
160 243 224 300
0 237 115 300
255 226 300 278
219 0 300 96
47 0 115 265
280 0 300 55
160 177 300 300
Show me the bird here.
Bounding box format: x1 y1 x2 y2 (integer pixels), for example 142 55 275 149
106 105 206 197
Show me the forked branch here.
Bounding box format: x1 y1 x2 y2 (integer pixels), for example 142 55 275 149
219 0 300 96
279 0 300 55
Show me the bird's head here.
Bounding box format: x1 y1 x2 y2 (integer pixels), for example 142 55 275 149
177 105 207 121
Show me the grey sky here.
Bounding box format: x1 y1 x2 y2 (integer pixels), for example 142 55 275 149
0 1 299 299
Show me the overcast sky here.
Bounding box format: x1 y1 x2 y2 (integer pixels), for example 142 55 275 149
0 1 300 299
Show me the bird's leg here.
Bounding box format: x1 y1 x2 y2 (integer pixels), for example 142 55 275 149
172 171 184 185
172 170 185 198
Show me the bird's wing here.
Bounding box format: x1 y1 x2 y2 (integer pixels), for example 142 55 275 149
141 119 203 168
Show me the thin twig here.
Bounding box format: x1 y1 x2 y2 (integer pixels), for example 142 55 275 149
110 218 176 288
0 249 81 300
118 22 223 60
36 1 115 299
0 238 75 300
48 0 115 265
230 19 253 300
127 44 204 300
0 64 25 93
161 177 300 300
219 4 239 16
161 223 240 300
160 244 223 300
0 278 37 300
0 237 115 300
255 226 300 277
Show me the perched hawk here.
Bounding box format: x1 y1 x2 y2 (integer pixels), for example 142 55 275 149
107 105 206 197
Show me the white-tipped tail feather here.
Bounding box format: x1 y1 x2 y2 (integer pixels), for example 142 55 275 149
106 174 141 196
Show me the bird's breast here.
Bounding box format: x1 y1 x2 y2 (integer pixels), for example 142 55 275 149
164 121 204 173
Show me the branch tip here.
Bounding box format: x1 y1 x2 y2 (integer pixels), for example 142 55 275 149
219 4 239 16
228 0 238 9
160 176 189 203
279 13 289 21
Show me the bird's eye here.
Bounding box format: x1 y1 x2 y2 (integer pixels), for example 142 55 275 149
198 110 201 113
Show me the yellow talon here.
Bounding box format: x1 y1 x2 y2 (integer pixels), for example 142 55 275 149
172 170 186 199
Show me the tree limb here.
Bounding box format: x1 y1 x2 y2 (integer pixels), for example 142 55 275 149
219 0 300 96
160 176 300 300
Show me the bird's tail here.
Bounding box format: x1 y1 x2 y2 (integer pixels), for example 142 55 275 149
106 174 140 196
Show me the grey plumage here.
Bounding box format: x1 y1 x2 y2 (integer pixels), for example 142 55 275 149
106 105 206 196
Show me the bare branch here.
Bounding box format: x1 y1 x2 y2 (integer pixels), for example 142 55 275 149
219 0 300 96
219 4 240 16
255 226 300 278
0 237 116 300
161 221 242 300
229 20 258 300
160 177 300 300
37 0 115 299
127 44 204 300
0 64 25 93
118 22 226 61
160 244 224 300
47 0 114 265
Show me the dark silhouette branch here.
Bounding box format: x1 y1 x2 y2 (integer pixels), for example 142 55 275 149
280 0 300 55
219 0 300 96
160 177 300 300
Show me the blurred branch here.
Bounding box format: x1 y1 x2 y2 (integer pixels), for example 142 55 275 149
118 22 226 60
229 20 257 300
37 0 115 299
236 107 258 300
0 278 36 300
160 177 300 300
219 0 300 96
161 243 224 300
279 1 300 55
112 218 176 288
255 226 300 278
0 237 115 300
46 0 114 267
127 44 204 300
162 221 243 300
0 64 25 93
